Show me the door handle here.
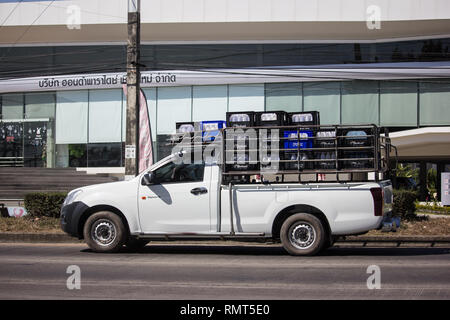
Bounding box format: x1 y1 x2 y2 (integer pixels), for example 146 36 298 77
190 187 208 195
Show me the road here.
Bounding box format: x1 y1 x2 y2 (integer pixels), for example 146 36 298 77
0 242 449 300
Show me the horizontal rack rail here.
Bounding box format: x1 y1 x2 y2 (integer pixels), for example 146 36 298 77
165 123 393 183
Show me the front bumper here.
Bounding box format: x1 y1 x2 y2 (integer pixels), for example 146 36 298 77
60 201 90 238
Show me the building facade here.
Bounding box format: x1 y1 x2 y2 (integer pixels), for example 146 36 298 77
1 0 450 198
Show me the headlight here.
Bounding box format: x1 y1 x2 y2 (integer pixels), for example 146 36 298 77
63 189 83 206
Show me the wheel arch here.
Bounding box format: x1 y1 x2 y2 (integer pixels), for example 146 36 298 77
271 204 332 243
77 205 131 240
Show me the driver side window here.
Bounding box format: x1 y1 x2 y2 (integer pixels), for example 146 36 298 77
153 161 205 184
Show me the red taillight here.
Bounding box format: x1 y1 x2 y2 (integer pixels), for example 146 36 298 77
370 187 384 216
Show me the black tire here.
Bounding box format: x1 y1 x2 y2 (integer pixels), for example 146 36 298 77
125 237 150 251
322 236 337 251
280 213 326 256
83 211 126 253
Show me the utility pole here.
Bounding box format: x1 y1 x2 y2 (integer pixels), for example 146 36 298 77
125 0 141 179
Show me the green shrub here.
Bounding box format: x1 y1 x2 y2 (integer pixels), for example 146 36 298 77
393 189 418 219
24 192 68 218
416 204 450 214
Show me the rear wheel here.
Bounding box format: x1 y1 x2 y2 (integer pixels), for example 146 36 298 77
83 211 126 253
280 213 326 256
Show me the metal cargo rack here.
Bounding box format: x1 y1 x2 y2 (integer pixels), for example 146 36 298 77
165 123 396 184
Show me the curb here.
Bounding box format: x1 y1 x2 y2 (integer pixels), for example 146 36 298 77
0 233 449 245
417 213 450 219
342 235 450 242
0 233 82 243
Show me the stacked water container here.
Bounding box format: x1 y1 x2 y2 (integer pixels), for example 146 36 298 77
225 112 256 171
255 111 287 171
338 128 374 169
283 111 319 170
172 122 195 143
199 120 226 142
314 130 337 170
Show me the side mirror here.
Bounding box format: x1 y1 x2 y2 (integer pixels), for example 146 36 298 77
141 172 155 186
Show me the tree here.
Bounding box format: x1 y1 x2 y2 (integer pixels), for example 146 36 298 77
396 163 419 181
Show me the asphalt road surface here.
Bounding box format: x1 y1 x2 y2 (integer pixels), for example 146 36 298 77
0 242 449 300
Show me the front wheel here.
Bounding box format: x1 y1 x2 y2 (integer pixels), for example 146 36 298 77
83 211 126 253
280 213 326 256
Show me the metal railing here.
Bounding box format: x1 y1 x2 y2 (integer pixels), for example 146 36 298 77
165 124 394 183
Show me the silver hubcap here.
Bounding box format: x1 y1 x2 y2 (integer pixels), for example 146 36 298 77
289 223 316 250
92 220 116 246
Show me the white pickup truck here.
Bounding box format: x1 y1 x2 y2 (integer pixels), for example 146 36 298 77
60 150 393 256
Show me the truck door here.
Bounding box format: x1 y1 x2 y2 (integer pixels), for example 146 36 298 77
138 160 211 233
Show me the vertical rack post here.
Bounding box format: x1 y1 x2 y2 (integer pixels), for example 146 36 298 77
229 182 235 236
374 125 380 182
296 127 300 182
334 125 340 183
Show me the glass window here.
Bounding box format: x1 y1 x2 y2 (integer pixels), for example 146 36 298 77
303 82 340 125
0 122 23 158
87 143 122 167
419 81 450 126
153 161 205 183
265 83 302 112
2 94 23 120
156 134 174 161
157 86 192 134
262 44 302 66
23 121 48 167
25 93 55 120
68 144 87 167
380 81 418 126
1 39 450 79
55 144 87 168
228 84 264 112
89 89 122 143
145 44 260 69
0 46 54 79
56 91 88 144
192 85 227 121
295 43 355 65
341 80 379 125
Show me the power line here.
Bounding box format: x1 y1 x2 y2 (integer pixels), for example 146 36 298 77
1 46 126 63
0 0 55 61
32 1 126 21
0 64 449 84
0 37 448 80
11 0 55 46
0 38 448 65
0 0 23 30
